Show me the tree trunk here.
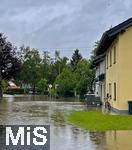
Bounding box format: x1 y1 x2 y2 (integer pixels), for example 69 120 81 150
74 89 77 97
43 88 45 95
33 85 36 94
22 82 26 95
90 78 95 94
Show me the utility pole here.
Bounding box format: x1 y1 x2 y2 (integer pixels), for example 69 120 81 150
0 46 2 98
0 69 1 97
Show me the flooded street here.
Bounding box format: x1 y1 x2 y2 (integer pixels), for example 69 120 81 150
0 95 132 150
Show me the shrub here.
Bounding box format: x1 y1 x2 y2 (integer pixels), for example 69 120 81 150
4 88 25 95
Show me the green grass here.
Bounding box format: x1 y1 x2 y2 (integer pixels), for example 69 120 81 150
68 111 132 131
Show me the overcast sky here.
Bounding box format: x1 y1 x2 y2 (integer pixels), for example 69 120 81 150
0 0 132 58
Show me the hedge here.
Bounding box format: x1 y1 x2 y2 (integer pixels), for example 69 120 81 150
4 88 25 95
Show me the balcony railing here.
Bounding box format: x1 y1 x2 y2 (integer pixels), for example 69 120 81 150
96 73 105 82
98 73 105 81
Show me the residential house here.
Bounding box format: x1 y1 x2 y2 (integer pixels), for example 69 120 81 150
92 54 105 104
94 18 132 113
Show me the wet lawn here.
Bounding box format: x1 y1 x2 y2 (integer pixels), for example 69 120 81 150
68 111 132 131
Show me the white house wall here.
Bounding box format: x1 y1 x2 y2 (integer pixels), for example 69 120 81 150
95 60 105 100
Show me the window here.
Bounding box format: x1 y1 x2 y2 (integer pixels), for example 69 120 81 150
109 83 112 99
110 50 112 67
113 46 116 64
114 82 116 101
106 54 108 69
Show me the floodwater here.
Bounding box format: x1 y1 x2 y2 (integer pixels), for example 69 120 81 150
0 95 132 150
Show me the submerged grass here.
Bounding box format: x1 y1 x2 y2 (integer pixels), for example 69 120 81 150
68 111 132 131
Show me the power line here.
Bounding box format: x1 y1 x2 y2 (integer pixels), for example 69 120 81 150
34 47 91 51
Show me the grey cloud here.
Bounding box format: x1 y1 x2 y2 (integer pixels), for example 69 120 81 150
0 0 132 58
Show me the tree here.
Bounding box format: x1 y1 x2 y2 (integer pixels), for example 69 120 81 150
55 68 77 96
55 50 60 61
54 50 61 75
19 46 41 93
71 49 82 71
1 80 8 93
88 41 100 93
90 41 100 62
16 45 96 98
48 51 68 84
0 33 21 98
41 51 51 80
75 59 95 95
37 78 47 94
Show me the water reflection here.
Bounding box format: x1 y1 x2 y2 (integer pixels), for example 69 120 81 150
89 132 106 145
0 95 132 150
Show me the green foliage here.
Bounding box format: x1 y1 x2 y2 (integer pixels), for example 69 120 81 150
40 51 51 80
37 78 47 93
2 80 8 90
17 45 96 97
68 111 132 131
0 33 21 98
19 46 41 89
49 88 56 97
48 54 68 84
55 50 60 61
5 88 24 95
55 68 76 96
90 41 100 61
71 49 82 71
74 59 95 95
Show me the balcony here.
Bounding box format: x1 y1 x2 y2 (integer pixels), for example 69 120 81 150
98 73 105 81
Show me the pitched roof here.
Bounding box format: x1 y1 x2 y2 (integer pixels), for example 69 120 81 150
96 18 132 55
90 53 105 68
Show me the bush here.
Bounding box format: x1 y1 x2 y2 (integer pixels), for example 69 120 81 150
4 88 25 95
